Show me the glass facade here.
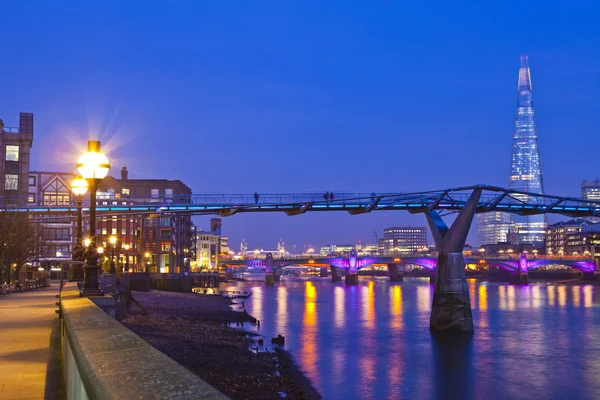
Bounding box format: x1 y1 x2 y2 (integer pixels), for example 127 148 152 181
508 56 547 244
476 212 511 245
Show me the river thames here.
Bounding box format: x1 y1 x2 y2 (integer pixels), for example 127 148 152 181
221 276 600 400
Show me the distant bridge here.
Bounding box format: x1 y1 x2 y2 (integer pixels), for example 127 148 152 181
222 253 597 275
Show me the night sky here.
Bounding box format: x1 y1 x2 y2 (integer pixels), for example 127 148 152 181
1 2 598 252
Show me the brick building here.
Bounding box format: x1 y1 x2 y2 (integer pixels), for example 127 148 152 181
96 167 192 273
0 112 34 204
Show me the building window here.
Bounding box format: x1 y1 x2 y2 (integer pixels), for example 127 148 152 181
122 188 130 195
160 217 171 227
161 242 172 252
28 195 35 203
5 174 18 190
29 176 36 186
111 228 117 235
161 229 172 239
122 228 126 235
5 145 19 161
166 189 173 198
151 189 159 198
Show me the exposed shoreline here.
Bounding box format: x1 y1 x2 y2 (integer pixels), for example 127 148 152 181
121 290 321 400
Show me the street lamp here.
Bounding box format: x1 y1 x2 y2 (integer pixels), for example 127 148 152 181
109 236 117 274
123 244 130 272
76 140 110 297
145 252 150 272
71 176 88 262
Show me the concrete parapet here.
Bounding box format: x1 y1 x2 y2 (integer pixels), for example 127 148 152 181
430 253 473 333
59 282 228 399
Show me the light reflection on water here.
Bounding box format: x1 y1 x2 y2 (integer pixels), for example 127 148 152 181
222 277 600 400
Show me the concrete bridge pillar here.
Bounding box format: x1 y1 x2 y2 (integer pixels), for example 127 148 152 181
387 263 404 282
426 188 482 334
514 252 529 284
345 250 359 285
345 274 358 285
274 271 281 282
320 267 328 277
330 266 343 282
265 252 276 285
265 274 275 285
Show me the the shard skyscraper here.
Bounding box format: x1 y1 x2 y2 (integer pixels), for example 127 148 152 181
508 55 547 243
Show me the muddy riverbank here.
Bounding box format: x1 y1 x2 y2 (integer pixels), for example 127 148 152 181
121 290 320 400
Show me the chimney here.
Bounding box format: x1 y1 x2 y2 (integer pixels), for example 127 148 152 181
121 166 128 181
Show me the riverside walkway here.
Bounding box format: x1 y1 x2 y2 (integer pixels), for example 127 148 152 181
0 286 61 400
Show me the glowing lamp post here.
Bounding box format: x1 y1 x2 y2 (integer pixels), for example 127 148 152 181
109 236 117 274
71 176 89 262
76 140 110 297
123 244 130 272
145 252 150 272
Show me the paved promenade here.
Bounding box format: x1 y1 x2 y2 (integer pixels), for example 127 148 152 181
0 286 62 400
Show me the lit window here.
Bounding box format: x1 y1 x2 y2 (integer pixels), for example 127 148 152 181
122 188 130 195
122 228 126 235
151 189 159 198
5 145 19 161
29 176 36 186
102 228 107 235
111 228 117 235
4 174 18 190
166 189 173 198
28 195 35 203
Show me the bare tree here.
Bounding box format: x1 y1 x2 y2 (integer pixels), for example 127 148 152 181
0 210 44 283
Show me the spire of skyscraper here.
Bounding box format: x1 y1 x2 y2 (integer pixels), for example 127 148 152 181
509 55 547 243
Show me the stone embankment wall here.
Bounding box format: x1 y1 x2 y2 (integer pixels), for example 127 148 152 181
59 282 229 399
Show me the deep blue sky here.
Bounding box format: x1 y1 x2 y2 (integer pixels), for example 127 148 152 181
1 2 598 251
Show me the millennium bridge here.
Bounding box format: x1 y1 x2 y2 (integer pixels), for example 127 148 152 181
15 184 600 333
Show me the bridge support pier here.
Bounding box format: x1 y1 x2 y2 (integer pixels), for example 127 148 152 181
331 266 343 282
265 273 275 286
426 188 482 334
273 271 281 282
345 273 358 285
320 267 328 278
387 263 404 282
514 272 529 284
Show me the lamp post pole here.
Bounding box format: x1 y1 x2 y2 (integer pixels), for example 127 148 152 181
109 236 117 274
123 244 130 272
70 177 88 269
77 140 110 297
82 177 102 296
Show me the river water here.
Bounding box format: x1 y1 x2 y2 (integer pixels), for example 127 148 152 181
221 276 600 400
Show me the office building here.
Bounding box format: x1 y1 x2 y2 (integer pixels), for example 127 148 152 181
378 227 427 255
508 56 547 243
581 180 600 201
546 219 600 257
477 212 511 245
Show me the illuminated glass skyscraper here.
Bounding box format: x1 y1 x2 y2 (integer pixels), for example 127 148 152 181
508 56 547 243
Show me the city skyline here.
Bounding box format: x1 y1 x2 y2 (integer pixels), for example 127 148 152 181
1 2 598 249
